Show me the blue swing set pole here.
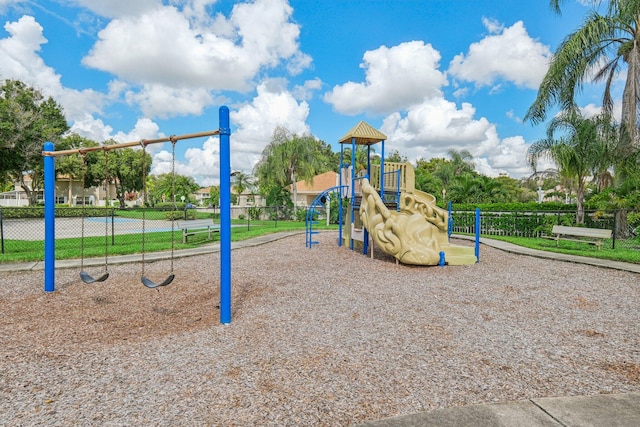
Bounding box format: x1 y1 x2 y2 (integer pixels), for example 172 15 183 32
44 141 55 292
475 208 481 263
219 106 232 324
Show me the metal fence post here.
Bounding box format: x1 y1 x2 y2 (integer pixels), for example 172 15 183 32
475 208 481 262
0 206 4 254
111 208 115 246
612 209 617 250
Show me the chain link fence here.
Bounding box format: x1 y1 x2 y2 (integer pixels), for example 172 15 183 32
0 205 302 261
450 209 640 250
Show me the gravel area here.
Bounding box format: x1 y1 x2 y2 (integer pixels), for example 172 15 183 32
1 232 639 426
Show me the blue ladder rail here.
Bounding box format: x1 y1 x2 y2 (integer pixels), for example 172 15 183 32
305 185 347 248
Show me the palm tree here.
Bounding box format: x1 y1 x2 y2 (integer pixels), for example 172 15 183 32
527 110 616 223
447 149 475 175
448 173 482 204
253 126 323 215
231 171 254 196
526 0 640 150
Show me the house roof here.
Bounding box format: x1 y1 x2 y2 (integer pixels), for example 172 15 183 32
293 171 338 193
338 121 387 145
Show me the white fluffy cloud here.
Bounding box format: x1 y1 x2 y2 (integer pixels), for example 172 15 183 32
82 0 309 102
448 20 551 90
324 41 447 115
380 98 533 177
180 80 311 186
324 37 534 177
69 0 161 19
0 15 105 120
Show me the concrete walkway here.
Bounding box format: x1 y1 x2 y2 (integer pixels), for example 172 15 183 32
357 392 640 427
2 232 639 426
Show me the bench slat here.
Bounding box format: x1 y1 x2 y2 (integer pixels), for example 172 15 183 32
551 225 611 239
548 225 611 251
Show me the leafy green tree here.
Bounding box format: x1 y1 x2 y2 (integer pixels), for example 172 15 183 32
340 145 373 173
254 126 326 214
385 149 408 163
527 0 640 150
150 173 200 205
0 79 68 205
92 144 150 209
231 171 254 197
528 110 616 223
447 149 475 175
448 173 482 204
206 185 220 207
55 134 98 204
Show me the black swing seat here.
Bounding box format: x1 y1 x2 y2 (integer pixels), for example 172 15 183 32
141 273 175 289
80 271 109 284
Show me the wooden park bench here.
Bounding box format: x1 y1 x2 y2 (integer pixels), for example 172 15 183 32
545 225 612 250
176 219 219 243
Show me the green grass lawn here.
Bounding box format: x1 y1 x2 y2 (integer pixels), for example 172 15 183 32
480 235 640 264
0 221 337 263
3 220 638 265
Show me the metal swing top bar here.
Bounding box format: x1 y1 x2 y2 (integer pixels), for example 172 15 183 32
42 129 221 157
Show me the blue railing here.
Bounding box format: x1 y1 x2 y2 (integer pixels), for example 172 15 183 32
306 185 347 248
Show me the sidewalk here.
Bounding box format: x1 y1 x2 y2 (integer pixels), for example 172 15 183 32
357 392 640 427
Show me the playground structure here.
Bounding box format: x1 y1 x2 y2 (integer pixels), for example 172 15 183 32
41 106 233 324
307 121 477 266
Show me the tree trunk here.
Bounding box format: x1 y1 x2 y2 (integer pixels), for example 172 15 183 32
68 177 73 206
21 183 36 206
291 170 298 216
116 184 126 209
615 209 630 239
576 178 585 224
621 42 639 150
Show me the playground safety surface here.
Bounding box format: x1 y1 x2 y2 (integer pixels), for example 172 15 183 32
0 233 640 427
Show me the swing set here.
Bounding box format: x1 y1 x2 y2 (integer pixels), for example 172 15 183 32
42 106 233 324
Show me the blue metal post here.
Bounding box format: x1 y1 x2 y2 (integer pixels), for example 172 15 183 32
447 201 453 238
380 139 385 198
475 208 481 263
219 106 232 324
44 142 55 292
350 137 355 251
363 144 370 256
338 146 343 246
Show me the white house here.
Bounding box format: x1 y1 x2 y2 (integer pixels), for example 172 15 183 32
0 175 117 207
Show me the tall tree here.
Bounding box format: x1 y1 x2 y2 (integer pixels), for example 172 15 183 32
56 134 97 204
150 173 200 205
527 110 616 223
231 171 254 196
526 1 640 151
0 79 68 205
254 126 324 214
447 149 475 175
96 144 150 209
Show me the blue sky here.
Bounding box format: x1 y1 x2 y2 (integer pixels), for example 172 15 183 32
0 0 612 186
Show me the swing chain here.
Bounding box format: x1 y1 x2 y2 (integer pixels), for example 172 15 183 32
103 149 109 273
169 136 176 274
80 152 87 272
140 140 148 278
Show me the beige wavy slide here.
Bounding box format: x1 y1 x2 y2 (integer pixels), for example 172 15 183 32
359 178 477 266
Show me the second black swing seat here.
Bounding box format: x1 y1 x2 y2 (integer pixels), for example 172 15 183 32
80 270 109 284
141 273 175 288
